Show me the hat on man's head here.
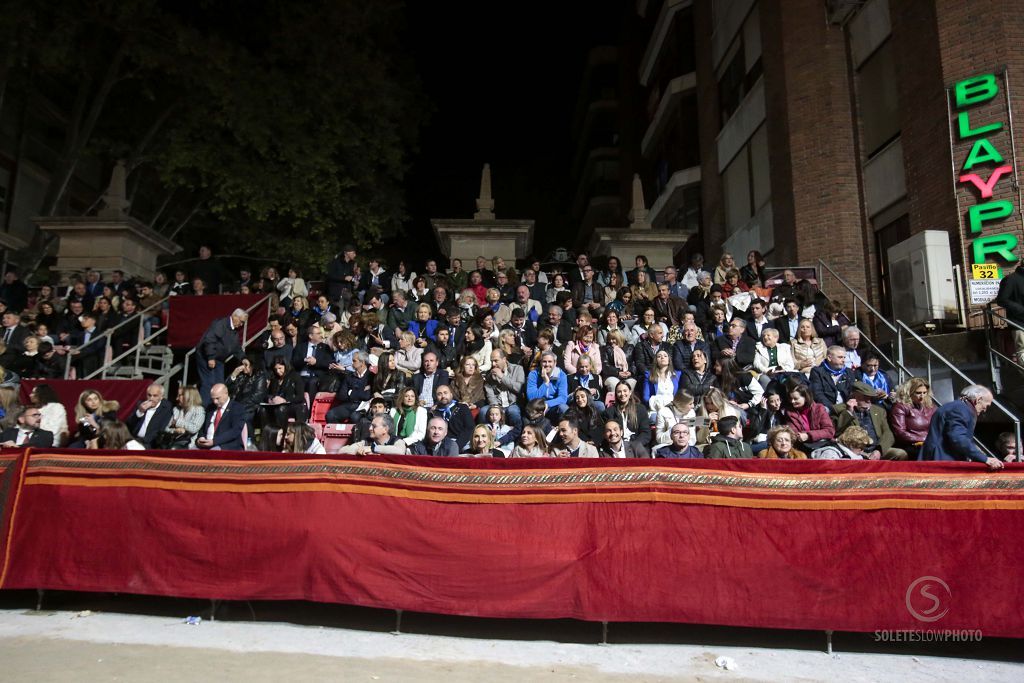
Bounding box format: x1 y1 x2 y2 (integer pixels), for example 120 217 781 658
852 380 881 397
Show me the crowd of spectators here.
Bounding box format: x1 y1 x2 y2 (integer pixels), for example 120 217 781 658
0 246 1013 468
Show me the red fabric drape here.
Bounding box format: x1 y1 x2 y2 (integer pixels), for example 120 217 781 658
18 379 152 433
1 451 1022 637
166 294 270 349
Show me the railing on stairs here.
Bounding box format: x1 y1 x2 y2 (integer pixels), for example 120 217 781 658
983 304 1023 394
181 293 274 387
63 296 169 379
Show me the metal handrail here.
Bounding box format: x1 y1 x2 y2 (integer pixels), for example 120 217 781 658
897 321 1020 458
182 294 273 387
983 305 1024 394
87 326 168 379
61 296 169 378
817 259 897 334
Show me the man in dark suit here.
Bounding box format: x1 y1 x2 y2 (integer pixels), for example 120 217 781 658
598 419 650 458
70 311 107 378
652 283 688 329
808 345 858 413
0 405 54 447
196 308 248 404
538 305 573 350
566 253 590 286
412 351 451 408
261 325 293 372
0 310 29 352
745 299 775 342
125 383 174 448
292 324 333 401
0 270 28 314
430 384 475 450
775 298 803 344
326 350 373 423
672 322 711 372
502 308 537 354
712 318 756 367
408 416 461 456
920 385 1003 469
196 383 246 450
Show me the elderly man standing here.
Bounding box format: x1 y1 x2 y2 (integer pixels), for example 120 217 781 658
920 385 1004 470
196 308 248 404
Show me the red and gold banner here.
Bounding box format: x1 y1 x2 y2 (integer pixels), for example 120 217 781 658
1 448 1023 636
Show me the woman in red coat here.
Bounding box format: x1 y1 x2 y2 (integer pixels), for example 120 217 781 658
785 382 835 451
889 377 937 458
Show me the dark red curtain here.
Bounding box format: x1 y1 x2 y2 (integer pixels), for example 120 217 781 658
18 379 152 433
2 451 1022 637
167 294 270 349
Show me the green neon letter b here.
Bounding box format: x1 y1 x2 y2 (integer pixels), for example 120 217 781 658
954 74 999 108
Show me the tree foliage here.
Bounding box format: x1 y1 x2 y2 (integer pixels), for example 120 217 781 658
0 0 425 273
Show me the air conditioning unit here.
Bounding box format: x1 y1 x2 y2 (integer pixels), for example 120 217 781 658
887 230 958 325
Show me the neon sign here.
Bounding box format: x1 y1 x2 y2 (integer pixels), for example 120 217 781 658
951 73 1019 266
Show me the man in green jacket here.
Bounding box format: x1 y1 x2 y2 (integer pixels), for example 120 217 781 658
835 381 908 460
705 416 754 459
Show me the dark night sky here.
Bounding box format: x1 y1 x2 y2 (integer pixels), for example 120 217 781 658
403 2 622 261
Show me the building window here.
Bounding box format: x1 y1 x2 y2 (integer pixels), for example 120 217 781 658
717 5 763 128
722 124 770 235
857 39 900 158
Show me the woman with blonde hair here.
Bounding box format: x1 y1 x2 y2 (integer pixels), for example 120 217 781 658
71 389 119 446
0 385 20 426
713 252 736 284
629 270 658 306
164 385 205 449
463 424 505 458
889 377 937 457
791 318 827 373
760 425 807 459
694 387 740 447
287 294 313 331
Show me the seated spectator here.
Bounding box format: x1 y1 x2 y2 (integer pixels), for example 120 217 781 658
164 385 206 449
713 252 736 284
859 352 894 401
564 387 605 444
339 413 406 456
326 351 372 423
391 386 428 444
808 346 857 413
284 422 326 455
759 425 808 459
228 357 269 439
996 432 1017 462
776 298 803 344
598 418 649 458
655 421 703 458
260 356 307 428
784 382 835 451
526 350 569 418
842 326 862 369
753 328 796 387
629 269 658 306
628 254 658 287
600 329 635 393
363 309 398 354
196 383 245 451
604 381 652 450
30 341 63 379
563 325 602 376
352 398 391 443
69 389 119 447
720 269 749 298
553 417 598 458
813 299 850 348
86 418 144 450
125 383 174 449
835 381 908 460
509 424 551 458
482 348 525 426
642 350 681 413
671 322 711 376
430 384 475 450
481 405 517 450
791 319 827 374
680 348 716 402
408 303 440 347
457 325 492 373
812 425 873 460
705 415 753 459
427 327 458 373
567 354 603 406
523 398 554 440
451 355 486 408
746 388 785 455
0 405 54 447
632 316 670 376
889 377 936 458
655 389 696 446
412 351 450 409
463 424 505 458
716 358 763 414
740 250 766 288
408 416 461 456
712 318 756 367
545 272 570 304
29 383 68 446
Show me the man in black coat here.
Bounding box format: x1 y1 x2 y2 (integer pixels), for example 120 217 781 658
430 384 475 450
0 309 29 352
712 318 756 367
996 263 1024 364
196 308 248 404
411 351 451 408
325 245 358 305
326 351 373 423
0 270 29 314
809 345 858 413
196 383 246 451
745 299 776 342
0 405 54 447
125 383 174 448
672 322 711 372
292 324 333 401
70 311 107 378
632 323 671 377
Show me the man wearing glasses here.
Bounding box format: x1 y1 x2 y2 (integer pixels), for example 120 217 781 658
571 263 605 316
713 318 756 367
1 406 55 447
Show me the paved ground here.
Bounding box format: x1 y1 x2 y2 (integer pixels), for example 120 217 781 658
0 593 1021 681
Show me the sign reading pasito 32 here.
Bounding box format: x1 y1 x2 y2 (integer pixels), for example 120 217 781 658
950 72 1021 270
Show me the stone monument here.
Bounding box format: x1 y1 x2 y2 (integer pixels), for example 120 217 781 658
432 164 534 263
34 160 181 280
588 173 689 267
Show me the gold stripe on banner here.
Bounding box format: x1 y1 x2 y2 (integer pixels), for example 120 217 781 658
23 475 1024 511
